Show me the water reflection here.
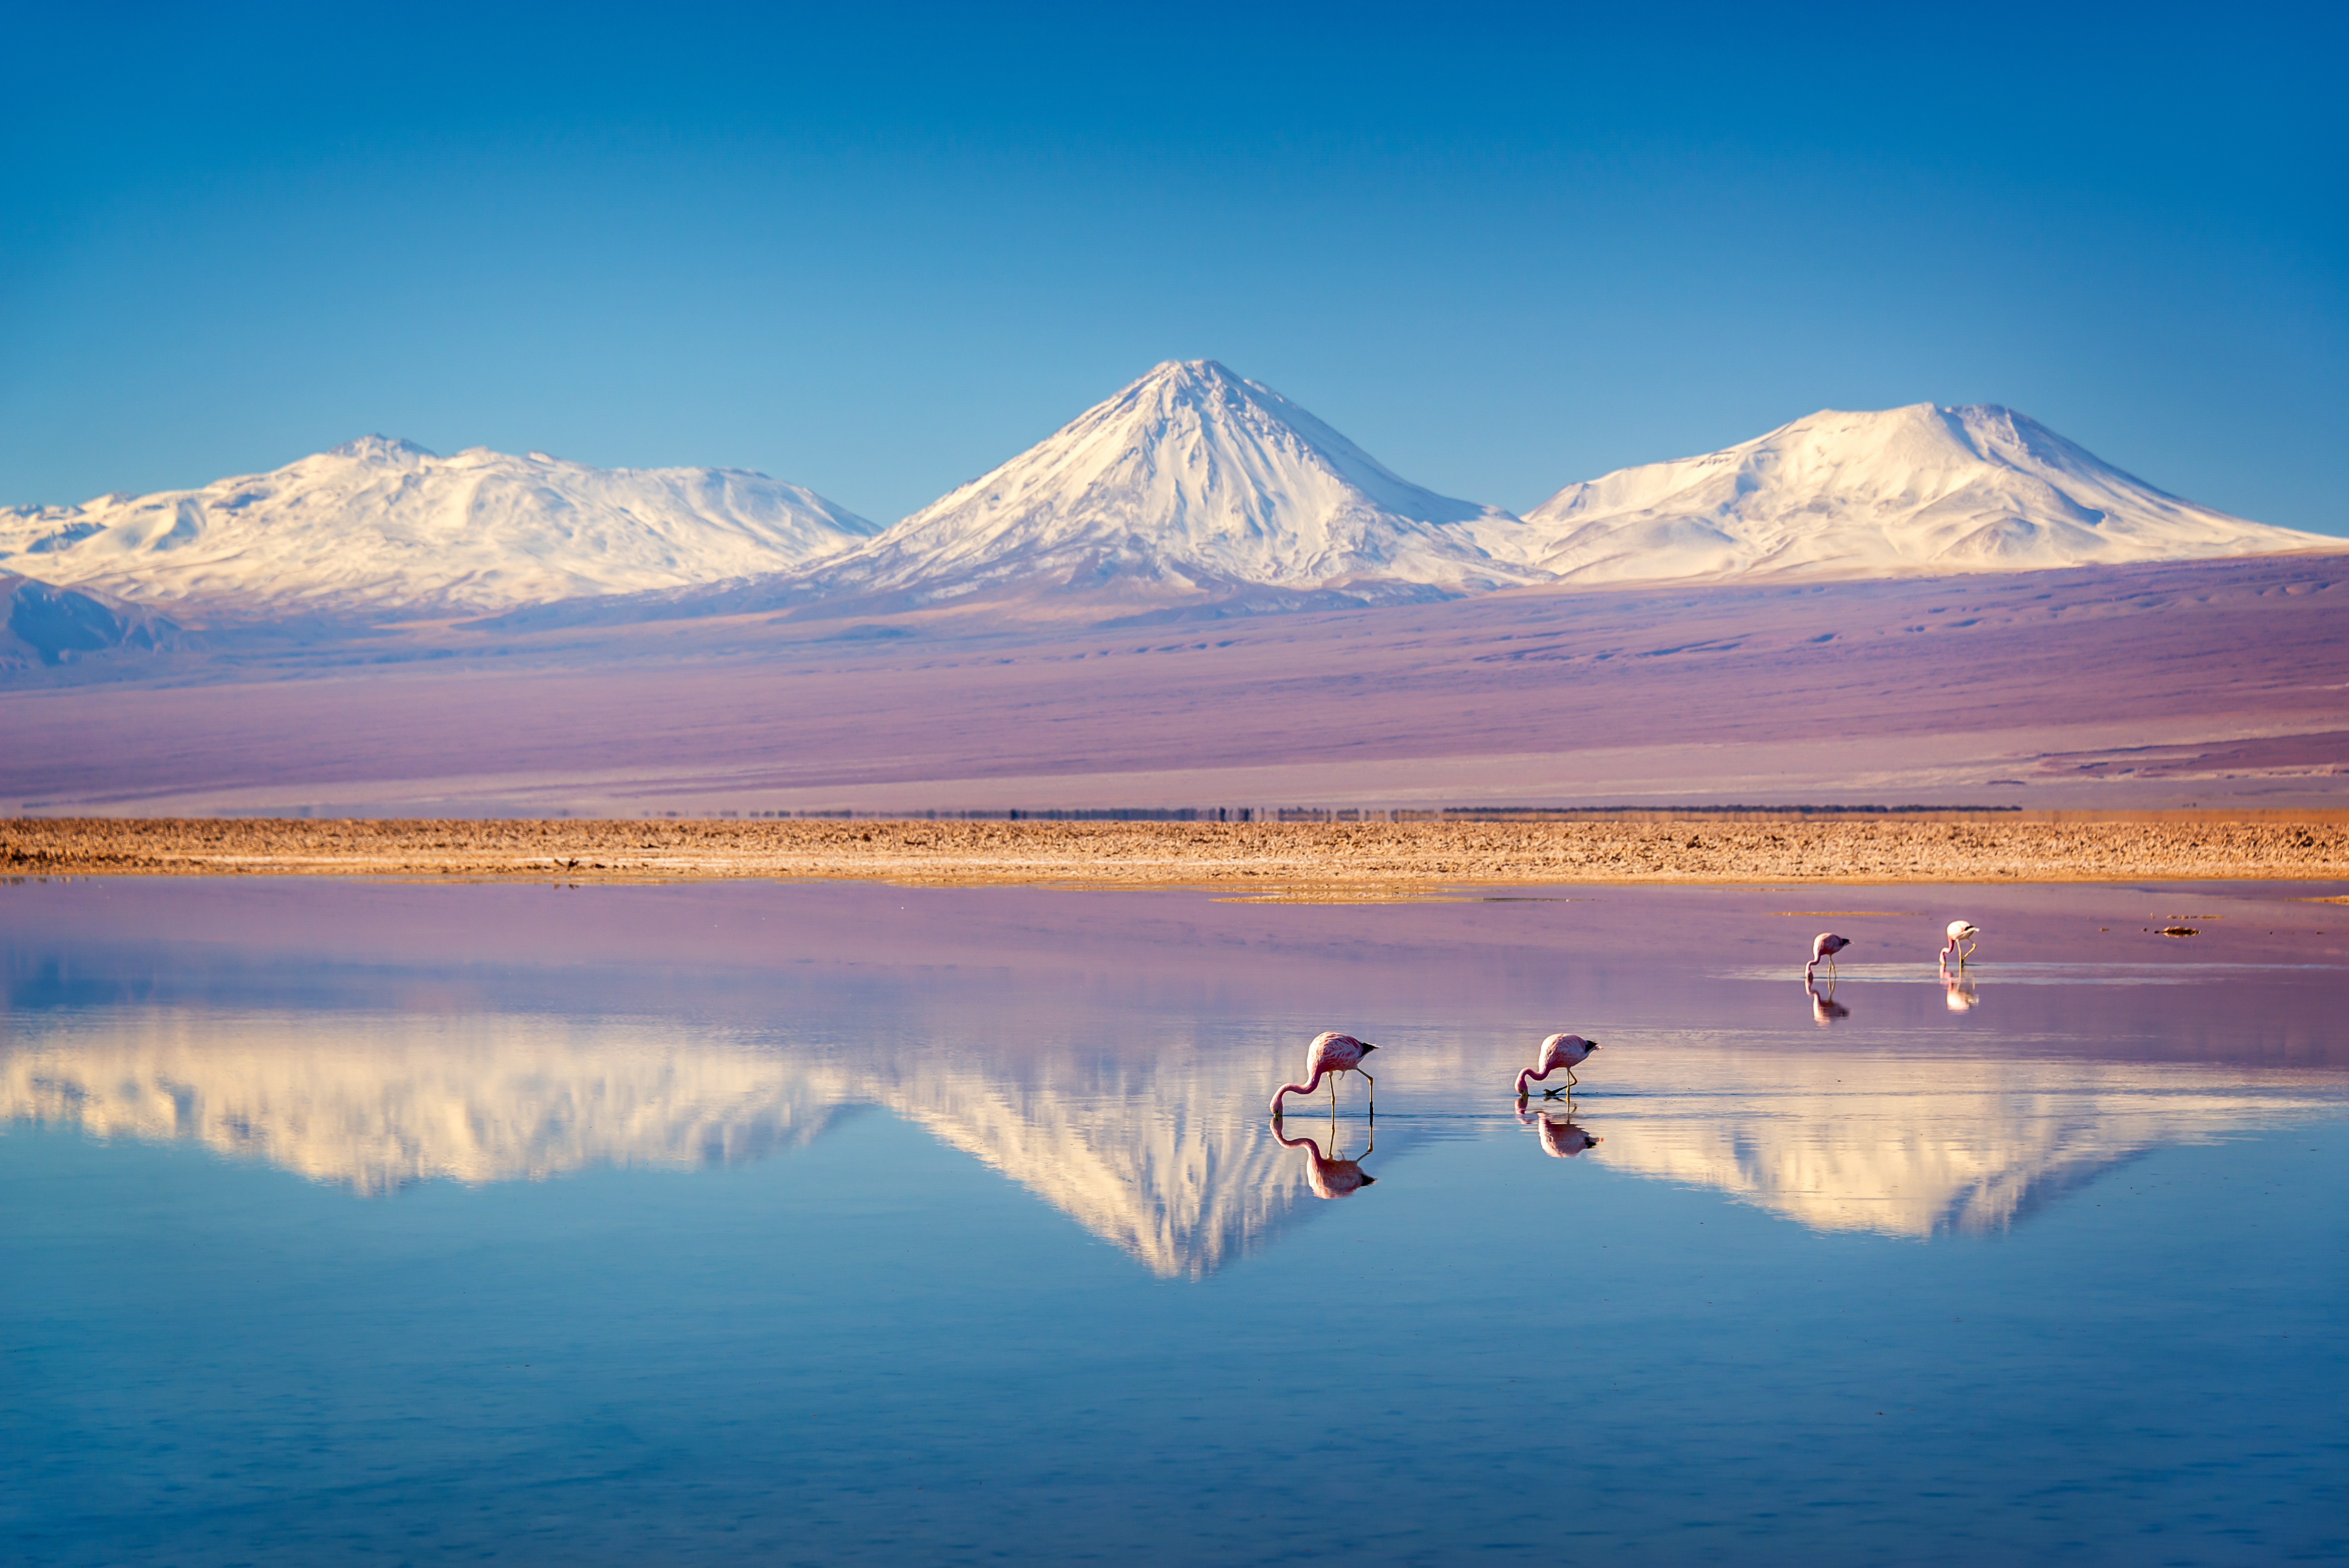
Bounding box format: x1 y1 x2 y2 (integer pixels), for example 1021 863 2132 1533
1585 1042 2340 1237
8 1009 2337 1265
1806 980 1849 1024
1518 1107 1601 1158
1270 1110 1377 1197
0 1015 1415 1279
1942 973 1981 1012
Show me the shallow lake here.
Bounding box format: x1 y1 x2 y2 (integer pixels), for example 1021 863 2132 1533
5 876 2345 1565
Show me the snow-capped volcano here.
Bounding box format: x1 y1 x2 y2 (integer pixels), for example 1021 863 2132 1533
797 359 1536 608
1514 403 2332 584
0 437 878 618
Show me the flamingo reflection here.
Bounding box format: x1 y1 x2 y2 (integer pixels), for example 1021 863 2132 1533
1271 1109 1376 1199
1942 972 1980 1012
1268 1031 1378 1120
1807 980 1849 1024
1518 1106 1602 1158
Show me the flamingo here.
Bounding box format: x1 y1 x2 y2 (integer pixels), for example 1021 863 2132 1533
1515 1032 1600 1099
1518 1107 1602 1158
1941 920 1980 966
1268 1030 1377 1119
1272 1114 1376 1198
1806 932 1851 981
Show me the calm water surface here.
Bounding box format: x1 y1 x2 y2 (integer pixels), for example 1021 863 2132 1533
4 877 2345 1565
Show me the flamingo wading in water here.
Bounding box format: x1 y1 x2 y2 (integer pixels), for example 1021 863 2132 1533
1269 1031 1378 1119
1806 932 1851 981
1941 920 1980 966
1515 1033 1601 1099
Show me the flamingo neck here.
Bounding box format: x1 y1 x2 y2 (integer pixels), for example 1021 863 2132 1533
1515 1065 1543 1096
1269 1069 1326 1115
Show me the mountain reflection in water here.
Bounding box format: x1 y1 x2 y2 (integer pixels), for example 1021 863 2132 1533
7 1007 2337 1270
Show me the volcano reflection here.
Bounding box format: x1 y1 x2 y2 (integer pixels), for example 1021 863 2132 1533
3 1009 2337 1267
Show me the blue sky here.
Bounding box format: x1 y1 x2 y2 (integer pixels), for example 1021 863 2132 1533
4 2 2342 530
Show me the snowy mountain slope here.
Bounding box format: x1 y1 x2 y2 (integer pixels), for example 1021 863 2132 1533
1 571 178 669
795 359 1540 607
1514 403 2335 584
0 437 879 618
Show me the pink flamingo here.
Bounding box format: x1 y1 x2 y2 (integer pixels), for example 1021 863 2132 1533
1940 920 1980 966
1806 932 1851 981
1515 1032 1600 1099
1272 1116 1376 1198
1268 1030 1378 1119
1518 1107 1602 1158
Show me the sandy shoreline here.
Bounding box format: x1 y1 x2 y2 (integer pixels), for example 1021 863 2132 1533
7 813 2349 892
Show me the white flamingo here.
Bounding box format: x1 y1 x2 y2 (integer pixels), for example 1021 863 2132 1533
1515 1033 1600 1099
1941 920 1980 966
1268 1031 1377 1119
1806 932 1851 981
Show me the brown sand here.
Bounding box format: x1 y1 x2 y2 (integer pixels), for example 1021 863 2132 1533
6 813 2348 892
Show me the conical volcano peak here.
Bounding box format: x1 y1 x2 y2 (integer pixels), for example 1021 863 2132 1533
789 361 1535 608
1098 358 1298 433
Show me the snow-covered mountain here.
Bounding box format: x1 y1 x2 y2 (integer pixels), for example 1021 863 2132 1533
1 571 178 669
0 436 878 618
1514 403 2332 584
11 391 2333 634
788 358 1538 610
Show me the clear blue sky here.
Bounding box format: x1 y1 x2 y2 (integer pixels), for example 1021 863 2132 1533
4 2 2342 531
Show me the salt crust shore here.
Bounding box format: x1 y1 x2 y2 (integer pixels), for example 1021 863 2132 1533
6 814 2348 893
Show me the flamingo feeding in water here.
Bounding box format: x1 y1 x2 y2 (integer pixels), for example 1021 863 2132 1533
1515 1033 1600 1099
1268 1031 1378 1119
1941 920 1980 965
1806 932 1851 981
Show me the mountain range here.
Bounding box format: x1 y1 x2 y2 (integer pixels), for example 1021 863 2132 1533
0 436 877 618
1 362 2333 629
